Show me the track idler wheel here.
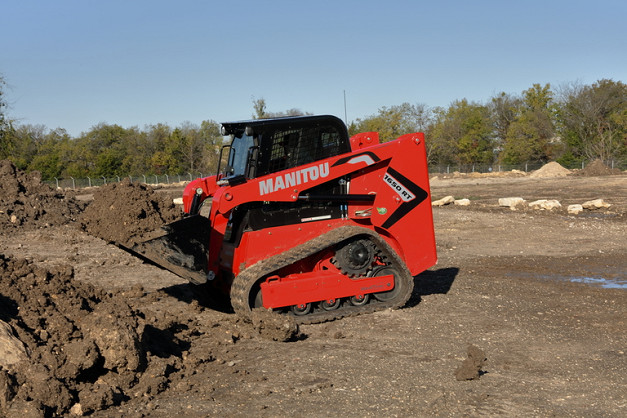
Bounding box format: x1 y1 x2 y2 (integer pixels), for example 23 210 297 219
371 265 404 302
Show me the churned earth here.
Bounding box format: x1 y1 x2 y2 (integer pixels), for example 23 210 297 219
0 159 625 417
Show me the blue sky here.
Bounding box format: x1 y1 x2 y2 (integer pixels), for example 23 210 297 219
2 0 626 137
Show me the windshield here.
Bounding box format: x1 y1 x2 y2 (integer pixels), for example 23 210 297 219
225 133 255 177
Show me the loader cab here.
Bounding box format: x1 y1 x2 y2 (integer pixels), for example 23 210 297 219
219 115 350 182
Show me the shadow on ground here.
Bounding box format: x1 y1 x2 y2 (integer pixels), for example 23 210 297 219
407 267 459 307
161 267 460 313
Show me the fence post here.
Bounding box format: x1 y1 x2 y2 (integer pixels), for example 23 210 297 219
70 177 75 189
54 177 59 189
188 173 192 181
447 165 450 174
582 161 585 169
129 176 132 183
117 176 120 183
525 163 528 172
142 175 147 183
87 177 91 187
154 175 158 184
165 174 169 184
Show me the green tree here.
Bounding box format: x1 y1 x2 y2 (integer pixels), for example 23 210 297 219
27 128 71 179
429 99 494 165
350 103 435 142
75 123 137 177
501 83 558 164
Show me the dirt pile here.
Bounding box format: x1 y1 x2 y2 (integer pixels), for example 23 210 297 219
0 253 264 416
0 254 143 415
454 344 487 381
529 161 571 178
79 180 182 246
577 159 622 176
250 308 300 341
0 160 82 229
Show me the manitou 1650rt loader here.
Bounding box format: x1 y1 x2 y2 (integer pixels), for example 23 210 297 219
133 115 437 324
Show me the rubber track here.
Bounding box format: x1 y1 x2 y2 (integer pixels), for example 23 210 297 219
231 225 414 324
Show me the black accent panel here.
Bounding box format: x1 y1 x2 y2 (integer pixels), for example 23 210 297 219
248 202 342 230
381 167 429 229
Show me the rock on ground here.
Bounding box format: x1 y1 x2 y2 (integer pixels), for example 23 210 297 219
454 198 471 206
0 320 28 371
568 204 584 215
432 196 455 206
582 199 611 209
528 199 562 210
498 197 526 210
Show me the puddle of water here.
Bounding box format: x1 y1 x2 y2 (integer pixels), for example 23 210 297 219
569 276 627 289
508 272 626 290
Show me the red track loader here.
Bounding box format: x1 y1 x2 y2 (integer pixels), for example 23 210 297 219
134 115 437 323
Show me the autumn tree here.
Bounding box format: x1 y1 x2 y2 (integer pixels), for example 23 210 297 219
0 75 16 160
557 79 626 163
489 92 522 148
198 120 222 174
251 97 310 119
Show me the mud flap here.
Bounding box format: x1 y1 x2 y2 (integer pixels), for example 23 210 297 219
123 215 211 285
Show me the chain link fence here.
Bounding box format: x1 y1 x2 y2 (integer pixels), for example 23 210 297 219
44 173 208 190
428 159 626 175
44 159 625 190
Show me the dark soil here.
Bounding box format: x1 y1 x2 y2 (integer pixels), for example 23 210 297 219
0 254 293 416
0 160 83 229
577 158 623 176
78 180 182 247
0 168 625 417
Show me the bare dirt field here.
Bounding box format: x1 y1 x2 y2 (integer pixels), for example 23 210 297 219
1 160 625 417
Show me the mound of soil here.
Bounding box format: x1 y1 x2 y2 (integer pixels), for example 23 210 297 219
578 159 622 176
0 253 264 416
529 161 571 178
0 160 82 229
0 254 146 415
79 180 182 246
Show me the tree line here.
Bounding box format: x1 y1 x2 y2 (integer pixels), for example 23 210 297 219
1 76 625 181
349 80 626 169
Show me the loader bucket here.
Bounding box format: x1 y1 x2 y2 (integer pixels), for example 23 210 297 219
121 215 212 285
